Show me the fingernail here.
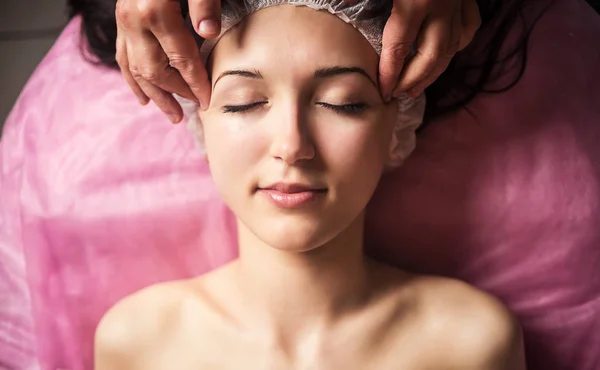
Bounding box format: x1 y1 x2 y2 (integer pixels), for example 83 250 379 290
168 113 181 123
198 19 219 36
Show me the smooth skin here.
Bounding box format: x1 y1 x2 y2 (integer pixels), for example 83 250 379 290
98 5 522 370
115 0 481 122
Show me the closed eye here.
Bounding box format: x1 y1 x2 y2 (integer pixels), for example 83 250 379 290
222 102 267 113
317 102 368 115
222 102 367 114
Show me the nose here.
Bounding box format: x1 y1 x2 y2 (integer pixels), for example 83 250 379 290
269 105 315 165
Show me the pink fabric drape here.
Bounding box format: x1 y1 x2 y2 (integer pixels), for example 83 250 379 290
1 1 598 369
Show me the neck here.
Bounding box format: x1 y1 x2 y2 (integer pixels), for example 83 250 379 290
233 213 371 338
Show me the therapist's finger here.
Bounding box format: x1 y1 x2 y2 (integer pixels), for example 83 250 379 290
139 78 185 123
127 32 196 100
459 0 481 50
405 4 462 97
116 27 149 105
379 1 426 101
189 0 222 39
127 39 185 123
395 11 454 98
147 3 211 109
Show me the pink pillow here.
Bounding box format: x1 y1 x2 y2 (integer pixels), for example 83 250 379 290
1 0 598 369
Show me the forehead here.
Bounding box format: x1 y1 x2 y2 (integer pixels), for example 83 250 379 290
208 5 379 77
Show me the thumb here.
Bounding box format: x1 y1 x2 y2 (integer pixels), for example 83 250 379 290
189 0 222 39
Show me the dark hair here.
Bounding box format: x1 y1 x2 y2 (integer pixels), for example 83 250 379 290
68 0 119 68
422 0 556 127
67 0 190 68
67 0 560 126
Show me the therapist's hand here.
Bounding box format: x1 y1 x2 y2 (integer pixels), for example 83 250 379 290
115 0 220 123
377 0 481 100
115 0 481 122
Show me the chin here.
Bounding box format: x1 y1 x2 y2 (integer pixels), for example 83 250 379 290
252 217 338 253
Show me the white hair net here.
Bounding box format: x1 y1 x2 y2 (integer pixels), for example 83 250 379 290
181 0 426 168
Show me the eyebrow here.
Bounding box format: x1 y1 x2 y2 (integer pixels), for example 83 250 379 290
214 69 263 85
213 66 377 88
314 66 377 88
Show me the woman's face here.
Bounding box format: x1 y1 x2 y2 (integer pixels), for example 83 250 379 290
199 5 397 252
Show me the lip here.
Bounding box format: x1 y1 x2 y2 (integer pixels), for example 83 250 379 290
257 182 327 209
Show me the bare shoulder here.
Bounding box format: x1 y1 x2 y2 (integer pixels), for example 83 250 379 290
94 265 237 370
412 276 526 370
94 280 195 370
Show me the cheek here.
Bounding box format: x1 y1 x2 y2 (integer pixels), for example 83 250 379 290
322 120 392 175
201 120 264 196
319 118 394 207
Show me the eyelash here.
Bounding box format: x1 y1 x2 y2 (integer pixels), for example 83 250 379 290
221 102 367 115
222 102 266 113
317 102 367 114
